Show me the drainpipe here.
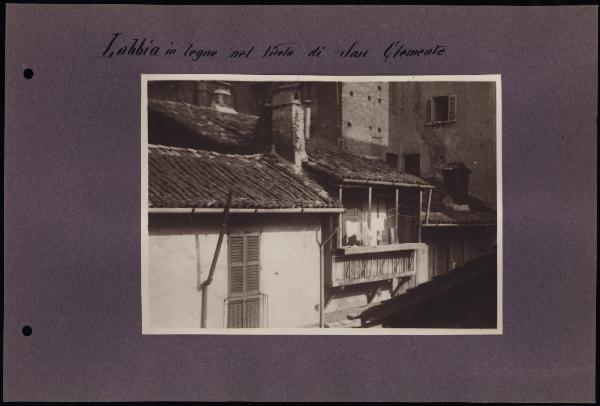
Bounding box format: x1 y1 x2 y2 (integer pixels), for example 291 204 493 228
318 224 339 328
200 191 233 328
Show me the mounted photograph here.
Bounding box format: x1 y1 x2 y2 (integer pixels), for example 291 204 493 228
141 75 502 334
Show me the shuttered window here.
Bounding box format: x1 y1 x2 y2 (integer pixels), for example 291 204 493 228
227 234 261 328
426 95 457 125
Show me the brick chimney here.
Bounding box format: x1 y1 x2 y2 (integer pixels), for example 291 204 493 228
442 162 471 211
211 81 236 114
270 83 307 173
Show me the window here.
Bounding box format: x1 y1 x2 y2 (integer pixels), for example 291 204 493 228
404 154 420 177
426 95 457 125
227 234 262 328
386 153 399 169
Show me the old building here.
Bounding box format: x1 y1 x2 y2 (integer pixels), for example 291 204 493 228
145 81 437 329
388 81 497 208
148 145 343 328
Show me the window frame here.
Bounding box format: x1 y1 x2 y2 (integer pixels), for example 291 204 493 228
227 232 261 298
425 94 457 126
227 232 263 328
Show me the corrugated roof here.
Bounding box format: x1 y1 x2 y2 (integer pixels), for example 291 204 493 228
148 145 342 209
422 177 496 225
148 99 269 152
304 139 431 187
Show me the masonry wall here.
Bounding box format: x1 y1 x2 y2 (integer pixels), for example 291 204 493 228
147 80 212 106
339 82 390 158
304 82 341 144
147 213 323 329
389 82 497 206
231 82 274 116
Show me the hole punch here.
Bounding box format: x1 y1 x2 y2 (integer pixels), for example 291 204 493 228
22 325 32 336
23 68 34 79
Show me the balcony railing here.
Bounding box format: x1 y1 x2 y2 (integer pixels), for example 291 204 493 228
223 293 268 328
330 243 425 287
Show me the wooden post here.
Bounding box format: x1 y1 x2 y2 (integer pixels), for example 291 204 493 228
426 188 432 225
368 186 372 229
394 188 399 244
418 190 423 242
338 186 343 247
329 215 334 251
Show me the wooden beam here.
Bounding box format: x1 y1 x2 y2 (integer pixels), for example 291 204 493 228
338 186 343 247
426 188 432 225
418 190 423 242
395 188 399 244
368 186 373 229
329 215 334 251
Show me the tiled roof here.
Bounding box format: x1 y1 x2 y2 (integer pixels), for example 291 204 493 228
148 99 269 152
304 139 431 187
148 145 341 209
148 100 431 188
421 177 496 225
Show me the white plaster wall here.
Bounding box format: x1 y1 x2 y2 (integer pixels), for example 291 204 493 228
147 214 321 329
148 234 202 328
260 228 320 328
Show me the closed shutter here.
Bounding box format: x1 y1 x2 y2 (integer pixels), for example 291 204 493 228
448 95 457 122
228 233 262 328
244 296 261 328
227 300 243 328
245 235 260 294
228 235 245 296
425 99 433 124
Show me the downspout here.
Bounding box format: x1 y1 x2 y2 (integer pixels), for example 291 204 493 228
200 191 233 328
318 224 339 328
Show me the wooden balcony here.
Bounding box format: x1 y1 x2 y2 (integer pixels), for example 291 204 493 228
330 243 426 287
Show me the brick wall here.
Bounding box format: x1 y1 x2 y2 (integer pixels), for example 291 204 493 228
339 82 389 159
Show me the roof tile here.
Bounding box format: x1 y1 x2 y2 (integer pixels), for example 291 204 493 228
149 145 342 209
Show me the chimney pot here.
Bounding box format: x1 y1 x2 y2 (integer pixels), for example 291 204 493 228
211 81 236 114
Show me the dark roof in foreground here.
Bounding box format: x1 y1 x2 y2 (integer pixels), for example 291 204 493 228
359 248 497 328
148 99 268 152
421 177 497 225
305 139 432 188
149 145 342 209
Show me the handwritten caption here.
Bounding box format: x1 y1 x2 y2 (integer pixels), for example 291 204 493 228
100 33 447 62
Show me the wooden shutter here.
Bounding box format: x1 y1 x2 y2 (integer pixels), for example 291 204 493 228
245 235 260 294
244 296 261 328
227 300 243 328
228 235 245 296
425 98 432 124
228 233 261 327
448 95 457 122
